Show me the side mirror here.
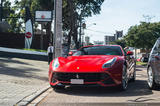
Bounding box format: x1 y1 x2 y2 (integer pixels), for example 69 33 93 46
155 56 160 60
127 51 133 55
68 51 73 56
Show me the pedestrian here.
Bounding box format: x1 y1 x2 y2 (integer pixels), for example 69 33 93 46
47 43 54 65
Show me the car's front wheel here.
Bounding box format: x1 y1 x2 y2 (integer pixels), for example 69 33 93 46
147 67 159 90
120 65 128 91
130 66 136 82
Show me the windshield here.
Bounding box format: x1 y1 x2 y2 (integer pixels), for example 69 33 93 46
150 38 160 57
73 46 123 56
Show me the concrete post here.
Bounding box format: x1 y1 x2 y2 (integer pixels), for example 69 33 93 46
40 24 43 50
54 0 62 58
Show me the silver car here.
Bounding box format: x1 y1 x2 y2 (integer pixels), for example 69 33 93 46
147 37 160 89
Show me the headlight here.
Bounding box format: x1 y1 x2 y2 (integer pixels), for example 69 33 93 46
52 58 60 70
102 57 117 68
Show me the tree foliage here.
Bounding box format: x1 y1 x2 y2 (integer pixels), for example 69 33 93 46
111 39 126 48
1 0 21 32
125 22 160 50
4 0 104 50
62 0 104 49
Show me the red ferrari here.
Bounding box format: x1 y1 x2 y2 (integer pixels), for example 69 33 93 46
49 45 136 90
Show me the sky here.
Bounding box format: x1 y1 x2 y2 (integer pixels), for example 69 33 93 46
85 0 160 43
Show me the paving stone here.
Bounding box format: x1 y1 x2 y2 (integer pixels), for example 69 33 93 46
0 57 49 106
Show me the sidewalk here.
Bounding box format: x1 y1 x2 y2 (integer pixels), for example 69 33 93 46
0 47 48 61
0 57 49 106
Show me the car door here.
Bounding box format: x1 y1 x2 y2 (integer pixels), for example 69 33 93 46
150 38 160 82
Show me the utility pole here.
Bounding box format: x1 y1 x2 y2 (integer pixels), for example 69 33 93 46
79 16 82 48
54 0 62 58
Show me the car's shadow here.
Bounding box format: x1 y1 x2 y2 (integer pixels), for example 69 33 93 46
0 57 31 65
53 79 153 97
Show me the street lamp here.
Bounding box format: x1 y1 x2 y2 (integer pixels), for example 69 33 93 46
81 23 96 46
53 0 63 58
87 23 96 28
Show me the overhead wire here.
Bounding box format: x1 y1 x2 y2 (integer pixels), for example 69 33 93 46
86 28 114 35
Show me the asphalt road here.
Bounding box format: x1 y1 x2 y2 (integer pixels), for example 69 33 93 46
36 65 160 106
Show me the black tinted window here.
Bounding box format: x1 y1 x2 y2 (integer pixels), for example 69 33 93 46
73 46 123 56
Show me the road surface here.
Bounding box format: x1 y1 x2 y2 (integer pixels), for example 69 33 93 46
35 65 160 106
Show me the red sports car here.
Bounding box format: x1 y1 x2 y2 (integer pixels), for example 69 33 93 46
49 45 136 90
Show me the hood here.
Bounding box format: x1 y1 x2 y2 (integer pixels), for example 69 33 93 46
56 55 120 72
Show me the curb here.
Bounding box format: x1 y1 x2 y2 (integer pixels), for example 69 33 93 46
15 85 51 106
0 47 48 61
28 88 53 106
0 51 48 61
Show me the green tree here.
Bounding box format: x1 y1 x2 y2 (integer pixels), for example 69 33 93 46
111 39 126 48
0 0 26 33
63 0 104 49
125 22 160 50
7 0 104 50
0 0 17 32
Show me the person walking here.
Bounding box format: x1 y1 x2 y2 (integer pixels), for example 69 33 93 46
47 43 54 65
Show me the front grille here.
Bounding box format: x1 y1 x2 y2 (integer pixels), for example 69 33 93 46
102 78 115 85
53 73 108 82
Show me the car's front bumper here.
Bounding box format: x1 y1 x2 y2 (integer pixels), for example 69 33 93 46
49 72 121 87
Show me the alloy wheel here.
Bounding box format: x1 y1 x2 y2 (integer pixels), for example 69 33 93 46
122 65 128 90
147 67 153 88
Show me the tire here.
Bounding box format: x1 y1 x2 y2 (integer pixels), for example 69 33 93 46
51 85 65 90
147 67 159 90
119 65 128 91
130 66 136 82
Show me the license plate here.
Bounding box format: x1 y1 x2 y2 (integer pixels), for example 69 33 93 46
70 79 84 84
